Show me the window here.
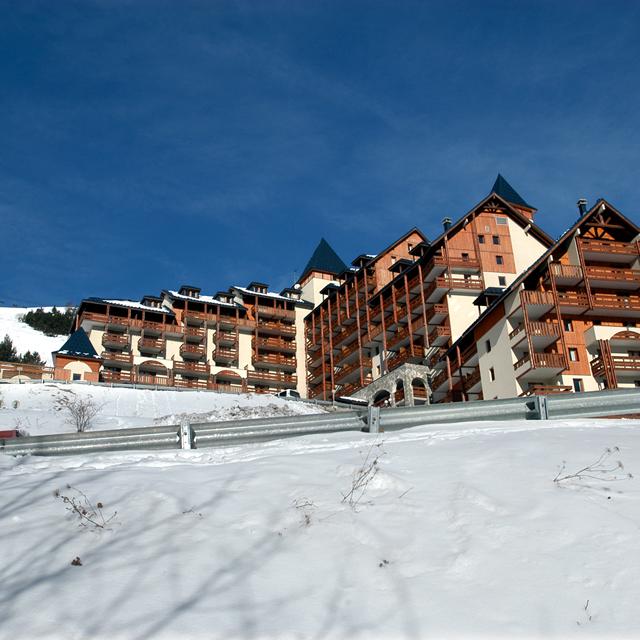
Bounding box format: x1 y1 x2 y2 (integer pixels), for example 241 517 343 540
462 252 470 261
498 276 506 286
485 339 491 353
568 348 579 362
635 380 640 388
391 255 397 264
492 235 500 245
573 378 583 392
563 320 573 332
72 373 81 381
408 243 413 252
489 367 496 381
496 255 504 265
496 216 508 225
629 350 640 358
478 234 485 244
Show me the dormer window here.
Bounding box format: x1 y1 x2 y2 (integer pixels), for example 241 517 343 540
248 282 269 294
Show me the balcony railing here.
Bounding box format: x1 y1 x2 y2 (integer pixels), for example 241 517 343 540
514 352 567 372
254 337 296 353
246 370 297 388
585 266 640 284
256 305 295 320
101 370 132 383
580 238 637 256
521 290 555 306
102 333 130 348
428 325 451 343
334 358 372 383
550 263 583 280
556 291 590 307
253 353 297 370
184 326 206 339
179 343 206 358
212 348 238 362
101 351 133 365
591 355 640 377
257 321 296 336
520 384 573 396
173 361 209 374
590 293 640 311
138 337 165 353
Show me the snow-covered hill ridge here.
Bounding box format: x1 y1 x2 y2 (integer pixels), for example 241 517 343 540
0 306 67 365
0 382 326 436
2 418 640 638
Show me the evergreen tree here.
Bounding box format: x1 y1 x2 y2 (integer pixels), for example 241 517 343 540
0 335 19 363
20 350 45 366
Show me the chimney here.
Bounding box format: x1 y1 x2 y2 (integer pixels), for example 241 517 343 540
442 217 452 232
577 199 588 216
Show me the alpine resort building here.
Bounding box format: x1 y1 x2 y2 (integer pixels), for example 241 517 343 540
47 175 640 406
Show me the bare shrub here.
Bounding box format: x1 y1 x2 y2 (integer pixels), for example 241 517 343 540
54 484 118 530
292 497 317 527
341 440 386 510
554 446 633 485
54 391 102 432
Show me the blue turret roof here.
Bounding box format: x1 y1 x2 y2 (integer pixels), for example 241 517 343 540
55 328 101 360
299 238 348 281
491 174 533 209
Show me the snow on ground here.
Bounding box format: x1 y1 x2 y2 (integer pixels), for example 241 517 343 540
2 418 640 638
0 382 327 436
0 307 68 365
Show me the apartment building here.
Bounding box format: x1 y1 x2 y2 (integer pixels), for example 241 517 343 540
436 198 640 400
303 175 553 404
64 283 311 393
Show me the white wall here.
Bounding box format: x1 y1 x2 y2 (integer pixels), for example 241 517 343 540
507 218 549 274
447 294 481 342
477 318 518 399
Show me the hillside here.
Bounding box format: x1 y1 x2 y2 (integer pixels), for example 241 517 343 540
2 417 640 638
0 307 68 366
0 382 326 436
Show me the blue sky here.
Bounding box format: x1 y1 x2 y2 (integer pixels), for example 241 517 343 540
2 0 639 306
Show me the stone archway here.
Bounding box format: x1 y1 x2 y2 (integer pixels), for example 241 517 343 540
373 389 391 407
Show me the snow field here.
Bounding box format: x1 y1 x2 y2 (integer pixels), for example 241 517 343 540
0 382 326 436
0 307 68 366
2 418 640 638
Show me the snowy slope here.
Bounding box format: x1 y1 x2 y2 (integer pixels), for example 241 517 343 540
0 382 326 436
2 418 640 638
0 307 68 365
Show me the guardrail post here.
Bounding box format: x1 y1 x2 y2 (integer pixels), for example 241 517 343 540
179 417 192 449
367 405 380 433
536 395 549 420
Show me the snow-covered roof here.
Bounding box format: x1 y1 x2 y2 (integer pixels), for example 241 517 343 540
166 290 239 309
232 286 294 303
93 298 173 314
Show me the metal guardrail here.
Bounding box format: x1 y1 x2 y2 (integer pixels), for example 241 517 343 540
3 388 640 457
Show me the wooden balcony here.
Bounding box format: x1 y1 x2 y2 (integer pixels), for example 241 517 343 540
334 358 372 384
591 355 640 378
253 353 297 372
246 370 297 389
141 320 165 335
184 326 206 340
550 263 583 285
430 369 449 392
257 321 296 337
510 321 560 349
102 332 130 348
106 315 130 328
331 322 360 349
184 311 207 324
216 330 237 346
135 374 172 387
426 347 447 368
174 378 209 389
212 348 238 363
338 378 372 397
101 351 133 367
138 337 165 353
163 324 184 337
585 266 640 289
580 238 638 263
589 293 640 316
254 337 296 353
515 290 555 320
514 352 566 379
101 370 132 383
80 311 108 325
387 327 411 350
462 366 481 392
556 291 590 312
173 361 210 376
428 325 451 347
256 305 295 320
426 303 448 325
520 384 572 396
179 343 206 359
448 255 481 271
